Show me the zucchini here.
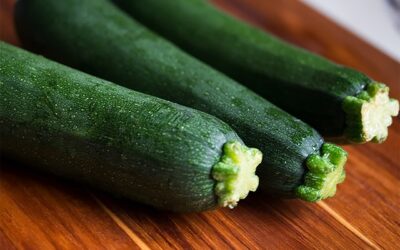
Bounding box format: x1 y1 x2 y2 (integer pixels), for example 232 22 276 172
0 42 262 212
15 0 348 201
114 0 399 144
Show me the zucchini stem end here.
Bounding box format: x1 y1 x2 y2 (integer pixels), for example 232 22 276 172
296 143 348 202
343 82 399 143
212 141 262 208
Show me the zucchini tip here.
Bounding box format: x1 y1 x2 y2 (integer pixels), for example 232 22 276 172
296 143 347 202
212 141 262 209
342 82 399 143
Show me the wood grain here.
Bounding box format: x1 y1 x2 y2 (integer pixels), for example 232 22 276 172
1 0 399 249
98 194 371 249
0 163 138 249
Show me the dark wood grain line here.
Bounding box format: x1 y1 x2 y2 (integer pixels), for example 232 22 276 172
165 215 216 249
325 152 400 249
0 164 138 249
107 193 370 249
201 212 256 249
90 194 150 250
0 175 60 249
181 214 235 249
0 228 17 250
96 195 184 250
97 195 245 249
317 202 380 250
241 197 369 248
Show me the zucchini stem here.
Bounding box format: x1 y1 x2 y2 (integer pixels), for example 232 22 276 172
296 143 347 202
343 82 399 143
212 141 262 208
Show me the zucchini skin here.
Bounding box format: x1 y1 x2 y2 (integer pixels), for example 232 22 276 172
113 0 369 138
15 0 324 198
0 42 244 212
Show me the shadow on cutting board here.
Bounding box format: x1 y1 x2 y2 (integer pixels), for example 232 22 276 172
0 157 298 216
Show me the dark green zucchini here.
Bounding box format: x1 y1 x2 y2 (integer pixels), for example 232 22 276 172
15 0 348 201
0 42 262 212
114 0 399 144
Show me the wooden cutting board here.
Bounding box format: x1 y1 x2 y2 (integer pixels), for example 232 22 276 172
1 0 399 249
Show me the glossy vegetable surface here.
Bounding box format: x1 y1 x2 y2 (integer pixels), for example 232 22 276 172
115 0 399 143
0 42 262 212
15 0 348 200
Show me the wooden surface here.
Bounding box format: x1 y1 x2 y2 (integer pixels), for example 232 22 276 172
1 0 399 249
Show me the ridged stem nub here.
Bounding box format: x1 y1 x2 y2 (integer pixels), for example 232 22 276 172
296 143 347 202
342 82 399 143
212 141 262 208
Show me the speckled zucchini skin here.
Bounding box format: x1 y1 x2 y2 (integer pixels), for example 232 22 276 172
15 0 324 198
0 42 245 212
113 0 370 138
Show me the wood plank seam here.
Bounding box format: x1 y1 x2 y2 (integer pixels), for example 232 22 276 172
317 201 380 249
88 192 151 250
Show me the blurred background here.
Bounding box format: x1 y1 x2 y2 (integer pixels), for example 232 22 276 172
303 0 400 62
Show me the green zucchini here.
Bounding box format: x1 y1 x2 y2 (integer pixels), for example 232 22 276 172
15 0 348 201
0 42 262 212
114 0 399 144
